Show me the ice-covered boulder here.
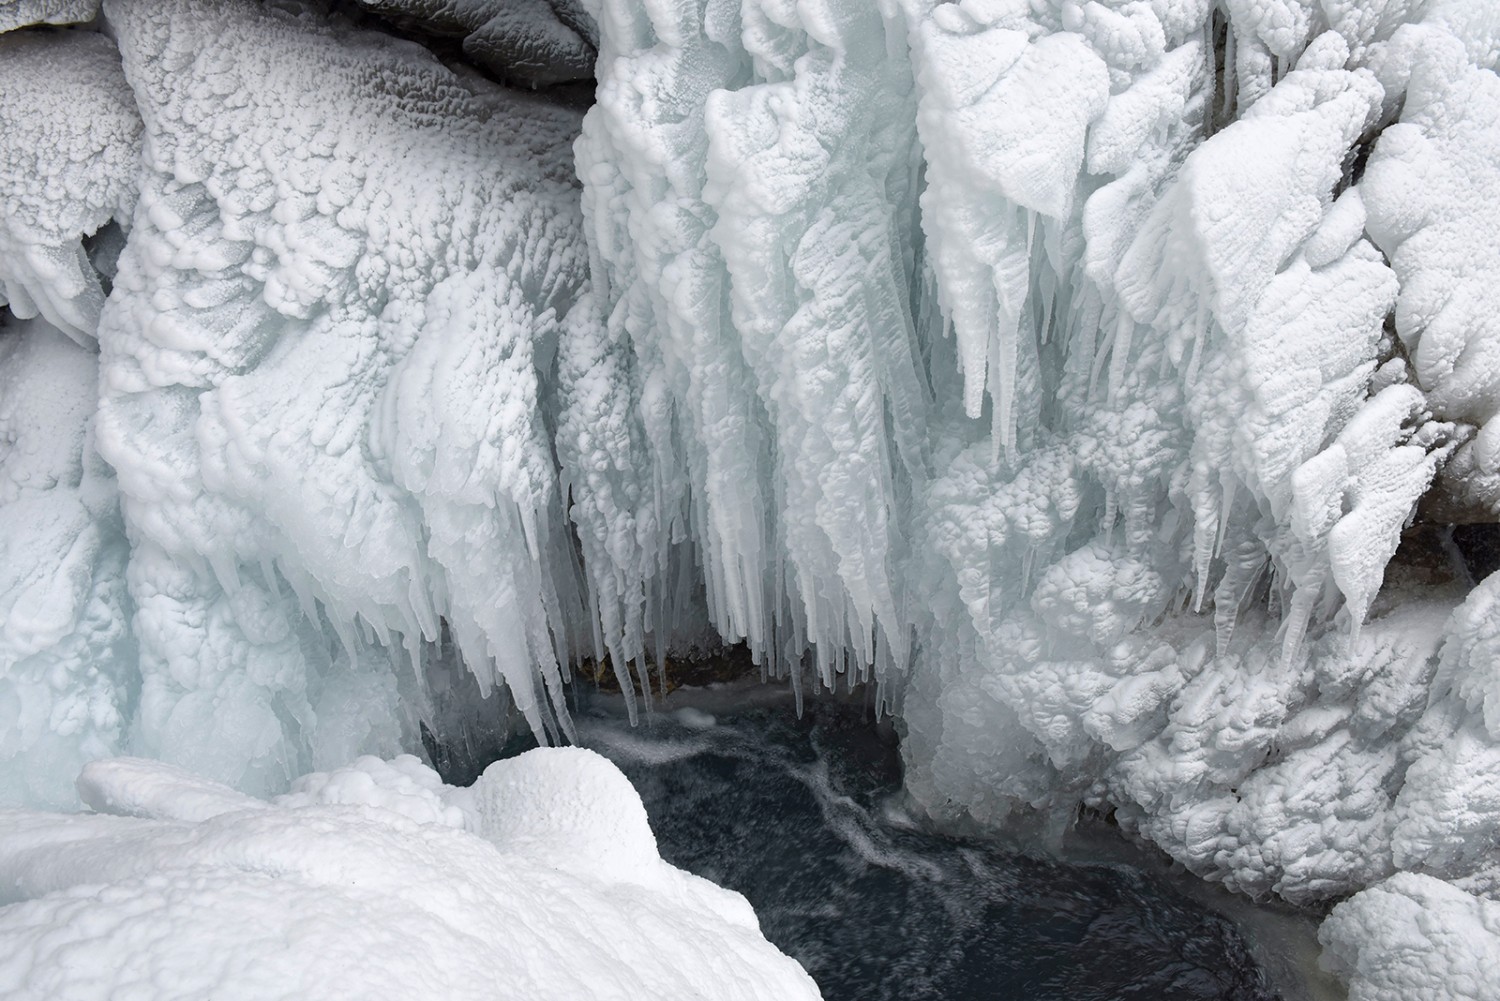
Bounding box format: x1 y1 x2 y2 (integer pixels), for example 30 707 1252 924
1320 872 1500 1001
0 0 98 32
0 750 821 1000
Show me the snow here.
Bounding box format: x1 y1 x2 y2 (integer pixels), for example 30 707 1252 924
0 0 98 32
4 1 1500 998
0 30 140 342
1320 872 1500 1001
354 0 596 87
0 750 821 1000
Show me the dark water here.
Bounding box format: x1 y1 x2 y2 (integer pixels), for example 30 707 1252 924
572 698 1279 1001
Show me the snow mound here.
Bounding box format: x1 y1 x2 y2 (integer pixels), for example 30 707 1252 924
1320 872 1500 1001
0 750 821 1001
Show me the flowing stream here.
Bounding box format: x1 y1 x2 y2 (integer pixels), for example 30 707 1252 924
553 687 1306 1001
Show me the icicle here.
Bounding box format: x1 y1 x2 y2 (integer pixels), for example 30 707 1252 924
1106 311 1135 402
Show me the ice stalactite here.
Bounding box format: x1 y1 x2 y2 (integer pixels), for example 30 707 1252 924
560 0 1500 922
91 0 591 792
8 7 1500 993
572 0 1011 707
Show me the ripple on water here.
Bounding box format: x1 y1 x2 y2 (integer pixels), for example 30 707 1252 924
576 698 1280 1001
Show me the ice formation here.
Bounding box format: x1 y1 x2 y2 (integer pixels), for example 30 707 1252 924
0 28 139 340
0 0 97 33
4 0 1500 996
353 0 597 87
0 750 820 1000
0 319 132 808
95 0 591 793
1320 872 1500 1001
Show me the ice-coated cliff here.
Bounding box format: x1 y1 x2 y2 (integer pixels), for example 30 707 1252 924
5 0 1500 996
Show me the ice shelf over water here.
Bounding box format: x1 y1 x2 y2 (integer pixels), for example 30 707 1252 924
5 0 1500 997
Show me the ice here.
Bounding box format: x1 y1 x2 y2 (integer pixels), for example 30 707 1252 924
1320 872 1500 1001
1363 20 1500 502
4 1 1500 995
354 0 596 87
906 2 1109 448
573 0 926 691
0 0 98 32
0 752 821 1000
0 319 133 809
0 31 140 342
91 0 589 790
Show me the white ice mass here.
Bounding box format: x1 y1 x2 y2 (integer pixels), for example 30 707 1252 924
5 0 1500 996
0 749 820 999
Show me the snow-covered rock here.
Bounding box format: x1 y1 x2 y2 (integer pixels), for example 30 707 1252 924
0 0 98 33
0 750 820 1000
1320 872 1500 1001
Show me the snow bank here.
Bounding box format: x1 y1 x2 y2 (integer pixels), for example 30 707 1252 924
0 749 821 1000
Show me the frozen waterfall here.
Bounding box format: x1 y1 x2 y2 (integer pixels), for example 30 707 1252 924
5 0 1500 997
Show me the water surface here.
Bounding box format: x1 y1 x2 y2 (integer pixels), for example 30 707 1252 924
573 695 1280 1001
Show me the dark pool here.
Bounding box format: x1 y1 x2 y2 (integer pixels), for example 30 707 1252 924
566 697 1279 1001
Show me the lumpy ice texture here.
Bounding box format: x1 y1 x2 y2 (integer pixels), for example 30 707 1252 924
0 30 140 341
95 0 590 792
5 2 1500 998
0 750 821 1000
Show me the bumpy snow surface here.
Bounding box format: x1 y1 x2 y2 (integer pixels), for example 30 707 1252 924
0 749 819 1000
1320 872 1500 1001
5 0 1500 997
